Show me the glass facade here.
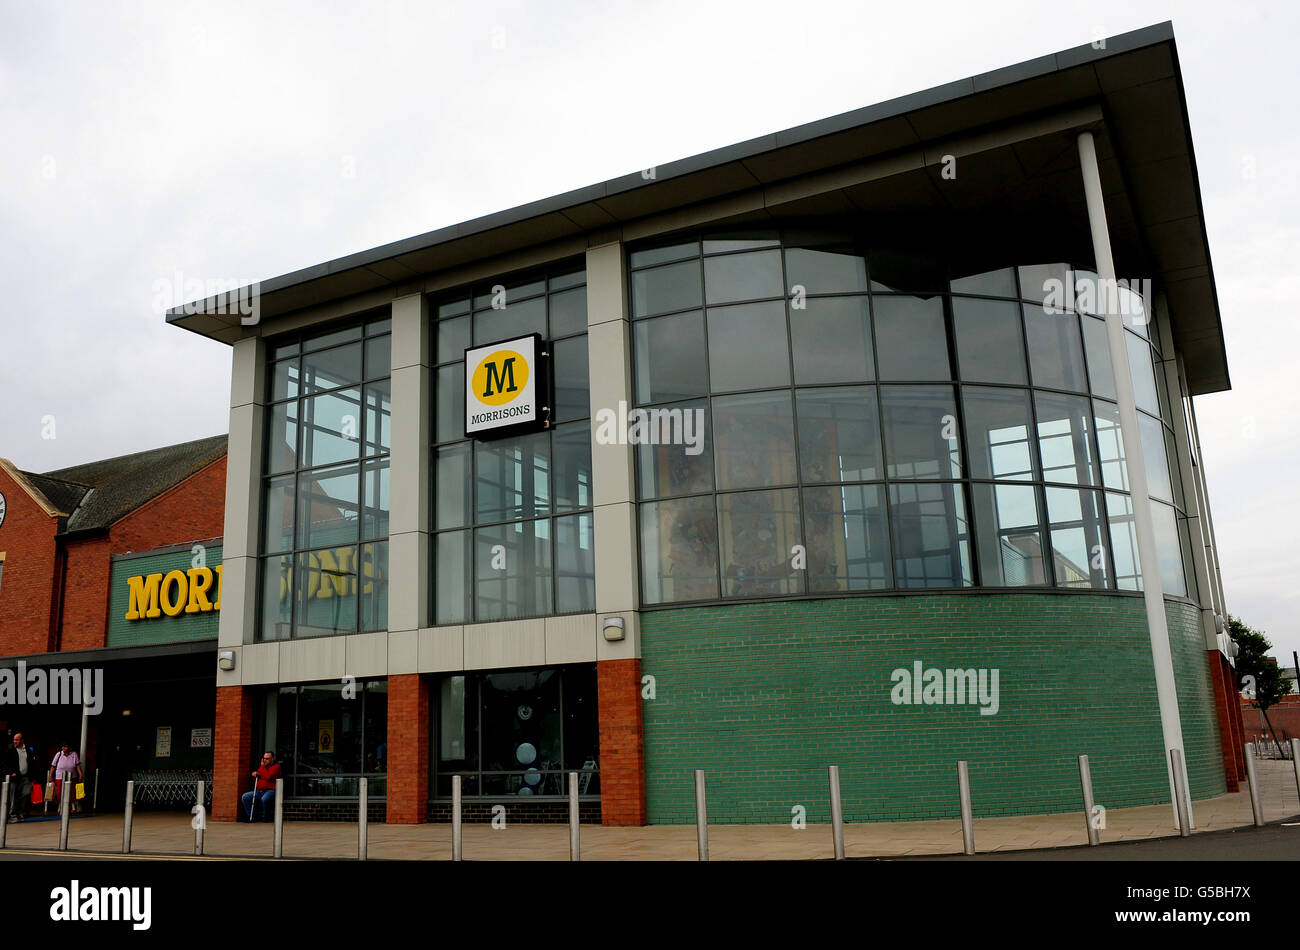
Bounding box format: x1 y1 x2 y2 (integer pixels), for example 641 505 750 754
260 679 388 798
432 665 599 798
629 231 1195 607
431 264 595 624
260 312 391 639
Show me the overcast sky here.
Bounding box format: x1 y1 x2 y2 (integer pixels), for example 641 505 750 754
1 0 1296 659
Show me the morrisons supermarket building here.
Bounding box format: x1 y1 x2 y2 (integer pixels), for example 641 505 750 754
172 23 1246 825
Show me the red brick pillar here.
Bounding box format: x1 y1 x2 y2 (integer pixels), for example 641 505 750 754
597 658 646 826
1228 661 1248 782
386 674 428 823
213 685 253 821
1207 651 1239 791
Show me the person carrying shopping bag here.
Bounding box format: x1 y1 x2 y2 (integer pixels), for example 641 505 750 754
48 741 83 814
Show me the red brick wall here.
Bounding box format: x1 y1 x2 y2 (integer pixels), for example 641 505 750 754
0 468 59 656
213 685 254 821
1208 651 1240 791
109 457 227 556
597 658 646 826
58 536 113 651
1241 693 1300 751
387 674 428 823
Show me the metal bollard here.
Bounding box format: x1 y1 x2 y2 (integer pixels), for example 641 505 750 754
828 765 845 860
194 781 205 855
1078 754 1100 846
358 777 368 861
273 777 284 858
957 761 975 855
1244 743 1264 827
0 776 9 849
123 780 135 854
695 769 709 862
59 770 72 851
568 772 580 862
1291 739 1300 804
452 774 462 862
93 768 100 814
1170 749 1191 836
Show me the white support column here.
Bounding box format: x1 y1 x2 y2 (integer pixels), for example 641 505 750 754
388 293 431 637
218 335 267 680
1184 392 1228 617
1078 131 1191 828
586 240 641 659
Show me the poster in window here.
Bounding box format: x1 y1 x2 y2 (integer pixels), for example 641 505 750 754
318 719 335 754
191 728 213 749
155 726 172 758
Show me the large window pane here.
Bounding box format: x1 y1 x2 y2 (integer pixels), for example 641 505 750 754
950 267 1016 297
784 247 867 295
639 496 719 604
880 385 962 479
703 249 783 305
631 260 702 318
1105 492 1140 591
552 335 590 423
363 380 391 458
364 335 391 380
438 315 470 364
301 388 363 467
1017 263 1070 305
296 547 359 636
706 301 790 392
271 358 299 403
803 484 891 591
796 387 883 483
1045 487 1110 589
475 431 550 522
1023 305 1087 392
1151 502 1186 597
359 541 388 631
1139 414 1173 503
297 464 360 549
888 482 972 588
474 296 546 345
302 342 363 392
555 513 595 613
362 460 389 541
474 520 552 620
263 476 295 554
480 670 561 793
712 391 797 490
971 483 1046 586
873 296 951 381
636 399 713 498
553 422 592 513
717 489 802 598
436 364 465 443
962 387 1035 481
435 531 470 624
1034 391 1099 486
1094 400 1129 491
435 443 472 530
549 286 587 338
790 296 872 384
630 242 697 269
265 402 299 475
953 297 1027 384
1082 317 1116 399
260 555 292 640
1127 333 1159 415
633 311 708 404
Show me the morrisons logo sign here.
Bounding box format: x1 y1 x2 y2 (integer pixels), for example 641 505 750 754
464 333 544 438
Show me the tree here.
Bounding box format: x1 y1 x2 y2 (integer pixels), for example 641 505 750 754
1229 616 1289 756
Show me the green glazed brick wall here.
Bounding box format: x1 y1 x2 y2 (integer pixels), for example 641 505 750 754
106 545 222 647
640 592 1226 824
1166 599 1228 801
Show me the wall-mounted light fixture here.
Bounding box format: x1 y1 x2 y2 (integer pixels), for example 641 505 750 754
602 616 625 642
218 650 236 672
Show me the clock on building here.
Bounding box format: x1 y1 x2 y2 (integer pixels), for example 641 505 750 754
0 492 6 528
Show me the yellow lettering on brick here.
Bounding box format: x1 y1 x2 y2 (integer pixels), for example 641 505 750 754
125 573 163 620
185 567 215 613
159 570 188 617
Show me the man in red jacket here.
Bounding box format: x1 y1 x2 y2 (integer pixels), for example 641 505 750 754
241 751 282 822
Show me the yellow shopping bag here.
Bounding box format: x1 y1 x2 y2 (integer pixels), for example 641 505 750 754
75 783 85 800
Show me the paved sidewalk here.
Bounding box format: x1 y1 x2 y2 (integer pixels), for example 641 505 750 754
4 760 1296 861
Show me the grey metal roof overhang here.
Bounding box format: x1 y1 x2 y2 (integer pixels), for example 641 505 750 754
168 20 1230 395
